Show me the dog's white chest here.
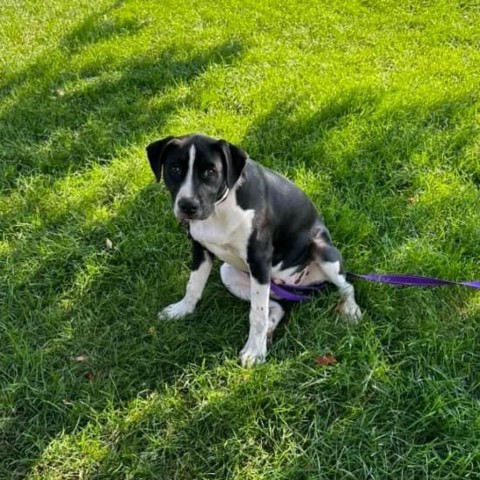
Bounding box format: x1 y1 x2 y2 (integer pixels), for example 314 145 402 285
189 198 255 272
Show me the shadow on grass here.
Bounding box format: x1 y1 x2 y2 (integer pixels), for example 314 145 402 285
60 0 141 54
0 6 248 475
1 176 260 476
0 26 244 188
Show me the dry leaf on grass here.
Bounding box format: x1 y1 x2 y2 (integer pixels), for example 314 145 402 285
314 354 338 366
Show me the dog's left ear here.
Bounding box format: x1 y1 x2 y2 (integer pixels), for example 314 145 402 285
217 140 248 188
146 136 175 182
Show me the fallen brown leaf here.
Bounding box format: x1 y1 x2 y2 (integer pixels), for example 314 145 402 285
314 354 338 366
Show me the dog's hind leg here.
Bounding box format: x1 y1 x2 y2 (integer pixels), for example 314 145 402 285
220 263 251 300
313 238 362 322
220 263 285 334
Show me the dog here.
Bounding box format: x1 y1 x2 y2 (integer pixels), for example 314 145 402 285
146 133 361 367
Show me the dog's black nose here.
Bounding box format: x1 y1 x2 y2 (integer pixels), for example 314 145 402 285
178 198 200 216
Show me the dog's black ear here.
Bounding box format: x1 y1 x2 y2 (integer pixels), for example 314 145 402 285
217 140 248 188
146 136 175 182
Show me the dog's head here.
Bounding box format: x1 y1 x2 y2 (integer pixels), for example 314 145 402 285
146 134 248 221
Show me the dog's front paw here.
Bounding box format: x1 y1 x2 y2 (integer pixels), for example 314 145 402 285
239 342 267 368
158 299 195 320
337 300 362 323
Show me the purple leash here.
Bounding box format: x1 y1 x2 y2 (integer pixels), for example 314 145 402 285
271 273 480 302
348 273 480 289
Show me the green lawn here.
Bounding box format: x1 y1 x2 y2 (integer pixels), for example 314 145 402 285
1 0 480 478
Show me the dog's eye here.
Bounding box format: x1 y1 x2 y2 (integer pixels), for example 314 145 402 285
169 166 182 177
204 168 216 178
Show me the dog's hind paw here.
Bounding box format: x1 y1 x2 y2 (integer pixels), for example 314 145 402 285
337 300 362 323
158 299 195 320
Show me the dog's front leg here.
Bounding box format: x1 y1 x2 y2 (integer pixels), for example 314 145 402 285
240 244 271 367
159 241 213 320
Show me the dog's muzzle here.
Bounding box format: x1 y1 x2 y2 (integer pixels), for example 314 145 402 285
177 198 200 217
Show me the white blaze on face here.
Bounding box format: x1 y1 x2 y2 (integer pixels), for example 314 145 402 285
174 144 196 217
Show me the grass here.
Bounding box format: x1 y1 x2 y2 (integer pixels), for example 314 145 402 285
1 0 480 477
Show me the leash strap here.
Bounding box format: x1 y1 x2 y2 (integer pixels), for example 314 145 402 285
348 273 480 289
270 282 326 301
271 273 480 302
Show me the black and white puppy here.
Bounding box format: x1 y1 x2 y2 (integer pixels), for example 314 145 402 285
146 133 361 367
